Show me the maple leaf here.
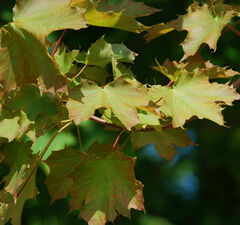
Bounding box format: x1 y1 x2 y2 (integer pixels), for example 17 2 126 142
13 0 87 41
0 0 87 95
146 2 238 60
0 25 67 95
153 54 239 82
149 70 240 128
71 0 158 33
46 142 144 225
76 37 137 68
66 77 149 130
131 128 193 161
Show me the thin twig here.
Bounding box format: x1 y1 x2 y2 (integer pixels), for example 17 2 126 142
111 129 126 152
16 122 73 201
70 64 87 82
51 29 67 57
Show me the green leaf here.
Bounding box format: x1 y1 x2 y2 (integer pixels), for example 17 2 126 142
71 0 155 33
66 77 149 130
46 143 144 225
149 70 240 128
0 24 67 94
13 0 87 40
70 152 144 224
54 44 79 74
4 85 62 121
146 2 237 60
131 128 193 161
80 66 111 85
45 148 80 203
76 37 137 68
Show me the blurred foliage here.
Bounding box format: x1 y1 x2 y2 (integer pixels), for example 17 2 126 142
1 0 240 225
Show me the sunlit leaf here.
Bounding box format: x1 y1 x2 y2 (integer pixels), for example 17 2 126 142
146 2 238 60
13 0 87 40
54 44 79 74
66 77 149 130
149 70 240 128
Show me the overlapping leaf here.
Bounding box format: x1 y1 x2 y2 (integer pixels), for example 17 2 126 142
0 0 87 95
71 0 158 33
0 142 37 225
54 44 79 74
1 142 34 201
153 54 239 82
131 129 193 161
76 37 137 69
0 111 32 142
45 143 144 225
149 70 240 128
0 24 67 95
13 0 87 41
66 77 149 130
0 176 36 225
146 2 239 60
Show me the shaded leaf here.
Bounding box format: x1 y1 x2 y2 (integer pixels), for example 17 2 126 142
66 77 148 130
81 66 111 85
45 148 80 203
45 143 144 225
76 37 137 68
0 24 67 94
149 70 240 128
131 128 193 161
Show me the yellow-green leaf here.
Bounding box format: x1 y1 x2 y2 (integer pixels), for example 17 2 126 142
146 2 236 60
149 70 240 128
66 77 149 130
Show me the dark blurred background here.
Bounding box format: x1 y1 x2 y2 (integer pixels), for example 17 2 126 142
1 0 240 224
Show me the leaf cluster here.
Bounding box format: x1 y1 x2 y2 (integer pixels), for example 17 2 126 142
0 0 240 225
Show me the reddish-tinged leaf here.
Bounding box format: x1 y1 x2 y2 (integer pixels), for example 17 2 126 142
45 143 144 225
0 24 67 95
45 148 80 203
